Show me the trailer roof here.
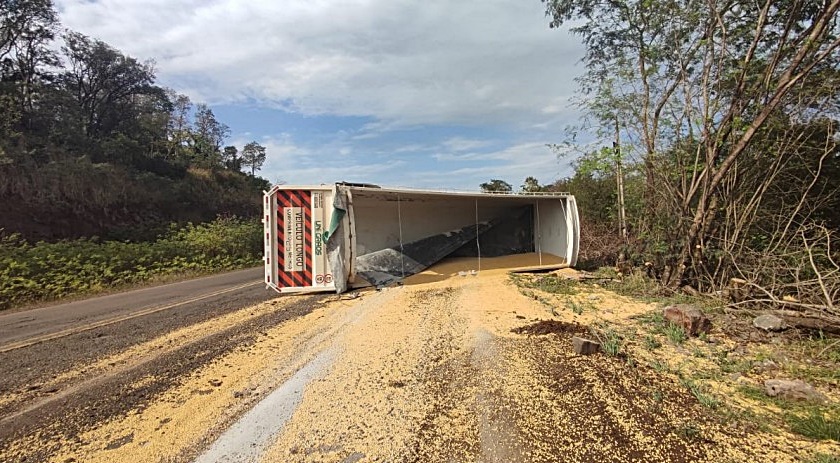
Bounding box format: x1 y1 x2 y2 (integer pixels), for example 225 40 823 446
348 185 572 199
264 183 572 199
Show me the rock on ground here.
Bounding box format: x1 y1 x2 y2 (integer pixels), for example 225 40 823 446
572 337 601 355
753 314 786 332
764 379 826 403
663 305 712 337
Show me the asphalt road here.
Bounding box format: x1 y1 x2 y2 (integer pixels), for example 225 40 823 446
0 267 270 352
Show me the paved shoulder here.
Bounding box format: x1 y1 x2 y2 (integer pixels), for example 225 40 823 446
0 267 267 350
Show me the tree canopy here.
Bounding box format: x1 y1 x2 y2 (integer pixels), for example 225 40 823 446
0 0 270 240
544 0 840 310
479 179 513 193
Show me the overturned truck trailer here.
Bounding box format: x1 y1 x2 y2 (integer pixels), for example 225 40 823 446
263 184 579 294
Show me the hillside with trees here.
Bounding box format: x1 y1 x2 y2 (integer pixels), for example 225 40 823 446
0 0 268 241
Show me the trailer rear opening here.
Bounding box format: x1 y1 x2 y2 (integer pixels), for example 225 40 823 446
263 184 579 294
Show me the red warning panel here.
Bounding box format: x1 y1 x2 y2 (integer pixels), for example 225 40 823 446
276 190 312 288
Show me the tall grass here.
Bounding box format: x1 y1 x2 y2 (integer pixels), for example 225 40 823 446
0 216 262 310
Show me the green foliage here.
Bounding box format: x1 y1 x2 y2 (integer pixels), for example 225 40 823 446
787 410 840 442
664 323 687 345
637 309 665 326
605 272 667 300
675 422 701 440
643 334 661 350
682 378 720 409
567 300 584 315
598 327 622 356
520 176 545 193
527 274 578 295
0 4 270 243
544 0 840 301
0 160 267 241
479 179 513 193
649 359 669 373
241 141 267 176
808 453 840 463
0 217 262 310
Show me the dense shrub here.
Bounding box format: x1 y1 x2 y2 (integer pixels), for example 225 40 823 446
0 216 262 310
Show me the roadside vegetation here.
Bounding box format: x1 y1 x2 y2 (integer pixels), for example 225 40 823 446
510 269 840 459
0 216 262 310
1 2 271 309
1 1 270 242
492 0 840 334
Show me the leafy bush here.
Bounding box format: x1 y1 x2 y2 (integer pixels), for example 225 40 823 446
0 216 262 310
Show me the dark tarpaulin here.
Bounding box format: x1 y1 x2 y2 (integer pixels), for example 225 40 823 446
354 219 499 287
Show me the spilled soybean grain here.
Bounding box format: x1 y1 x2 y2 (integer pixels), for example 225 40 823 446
0 295 322 463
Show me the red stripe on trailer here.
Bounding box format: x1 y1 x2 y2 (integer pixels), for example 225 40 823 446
273 189 316 289
276 190 287 287
285 190 306 288
278 191 290 287
285 190 305 287
283 190 298 287
279 270 296 288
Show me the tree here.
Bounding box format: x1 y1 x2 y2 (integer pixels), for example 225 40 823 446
192 103 229 167
222 145 240 170
59 32 157 140
545 0 840 291
164 90 192 162
480 179 512 193
241 141 266 176
1 0 57 122
520 176 544 193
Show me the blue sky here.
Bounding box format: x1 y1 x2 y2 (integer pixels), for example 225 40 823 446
56 0 586 190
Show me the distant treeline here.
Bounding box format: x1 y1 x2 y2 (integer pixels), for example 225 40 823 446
1 0 268 241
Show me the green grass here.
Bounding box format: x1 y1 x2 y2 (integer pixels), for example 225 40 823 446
649 359 670 373
675 422 701 440
802 331 840 363
604 272 666 300
643 334 662 350
637 307 689 346
0 216 262 310
664 322 687 345
737 384 776 403
566 299 596 315
517 288 557 314
597 269 722 311
511 273 578 296
808 452 840 463
600 327 623 357
788 410 840 442
682 378 720 409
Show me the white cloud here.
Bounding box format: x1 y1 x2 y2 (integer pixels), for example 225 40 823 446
441 137 492 152
424 142 572 187
56 0 583 128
